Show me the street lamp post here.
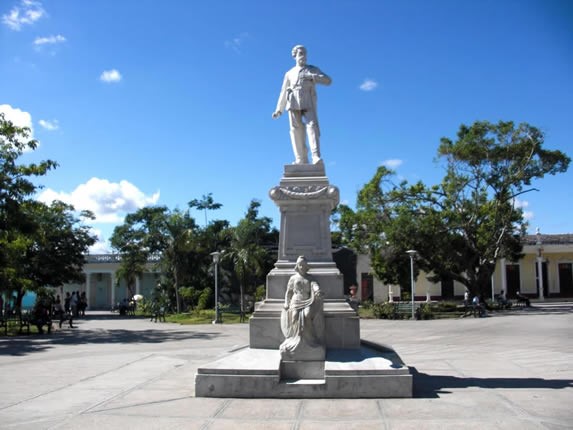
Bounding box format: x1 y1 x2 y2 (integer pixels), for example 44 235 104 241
406 250 417 320
536 228 544 301
210 251 222 324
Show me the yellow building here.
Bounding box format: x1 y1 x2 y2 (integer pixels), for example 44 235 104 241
355 233 573 303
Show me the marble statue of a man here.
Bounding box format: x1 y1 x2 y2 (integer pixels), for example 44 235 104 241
272 45 332 165
279 255 325 360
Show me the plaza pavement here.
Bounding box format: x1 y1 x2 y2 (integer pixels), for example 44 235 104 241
0 302 572 430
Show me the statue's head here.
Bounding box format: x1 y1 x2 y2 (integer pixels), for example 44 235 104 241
295 255 309 274
291 45 307 66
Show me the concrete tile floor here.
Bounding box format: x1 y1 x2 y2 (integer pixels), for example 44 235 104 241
0 303 571 429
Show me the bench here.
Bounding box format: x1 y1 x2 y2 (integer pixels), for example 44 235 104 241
392 302 422 319
515 294 531 308
150 306 166 323
1 310 32 335
495 295 512 310
220 305 249 323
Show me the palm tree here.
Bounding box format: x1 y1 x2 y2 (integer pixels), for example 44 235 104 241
225 200 274 317
188 193 222 226
160 210 197 313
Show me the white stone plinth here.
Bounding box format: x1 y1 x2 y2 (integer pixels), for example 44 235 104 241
250 299 360 350
195 341 413 398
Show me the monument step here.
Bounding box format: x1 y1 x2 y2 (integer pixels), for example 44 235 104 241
280 378 326 385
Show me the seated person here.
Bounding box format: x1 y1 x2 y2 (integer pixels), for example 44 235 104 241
516 291 531 307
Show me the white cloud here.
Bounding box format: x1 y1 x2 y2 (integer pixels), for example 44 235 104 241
38 119 59 130
34 34 66 45
88 228 112 254
2 0 45 31
225 32 249 53
0 104 33 131
381 159 403 169
38 177 161 223
523 211 534 220
514 198 533 220
359 79 378 91
0 104 35 148
100 69 122 83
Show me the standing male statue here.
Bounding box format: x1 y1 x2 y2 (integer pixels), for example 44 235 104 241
272 45 332 165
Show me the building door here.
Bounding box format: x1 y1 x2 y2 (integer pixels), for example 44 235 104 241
505 264 521 298
361 273 373 301
558 263 573 297
535 262 549 297
94 273 111 309
441 278 454 299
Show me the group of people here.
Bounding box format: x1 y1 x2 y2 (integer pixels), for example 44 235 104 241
51 291 87 329
61 291 88 318
464 290 487 318
29 290 86 333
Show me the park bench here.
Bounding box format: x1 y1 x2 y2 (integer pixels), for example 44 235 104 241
392 302 421 319
495 295 512 310
150 306 166 323
1 309 32 335
219 305 247 323
515 293 531 308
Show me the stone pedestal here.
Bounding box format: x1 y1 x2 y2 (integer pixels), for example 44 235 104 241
195 164 413 398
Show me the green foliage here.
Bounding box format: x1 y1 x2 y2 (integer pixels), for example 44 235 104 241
371 302 396 319
339 121 570 297
0 114 95 305
225 200 277 312
255 284 266 302
197 286 212 310
188 193 222 226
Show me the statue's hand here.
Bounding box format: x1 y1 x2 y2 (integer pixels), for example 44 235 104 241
272 110 282 119
283 304 289 310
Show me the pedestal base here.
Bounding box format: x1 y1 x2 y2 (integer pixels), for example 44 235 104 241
195 341 413 398
250 299 360 350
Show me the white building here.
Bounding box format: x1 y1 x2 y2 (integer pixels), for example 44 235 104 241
60 254 160 310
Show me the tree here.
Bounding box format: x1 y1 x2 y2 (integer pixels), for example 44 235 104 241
20 201 96 301
0 114 93 306
188 193 222 226
340 121 570 297
111 206 211 313
110 206 166 303
225 200 276 315
159 209 199 313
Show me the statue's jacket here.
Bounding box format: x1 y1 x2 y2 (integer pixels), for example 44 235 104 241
275 65 331 114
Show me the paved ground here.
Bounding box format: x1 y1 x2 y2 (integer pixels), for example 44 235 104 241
0 302 572 429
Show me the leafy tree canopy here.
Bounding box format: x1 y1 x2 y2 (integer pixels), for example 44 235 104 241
0 114 95 305
338 121 570 296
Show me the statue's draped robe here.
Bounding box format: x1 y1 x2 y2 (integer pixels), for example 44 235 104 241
280 274 324 359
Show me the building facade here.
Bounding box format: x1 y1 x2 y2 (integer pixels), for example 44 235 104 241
355 233 573 303
56 234 572 310
59 254 160 310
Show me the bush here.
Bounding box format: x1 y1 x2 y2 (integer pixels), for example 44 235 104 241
196 287 212 311
372 302 396 319
255 285 266 302
416 303 434 320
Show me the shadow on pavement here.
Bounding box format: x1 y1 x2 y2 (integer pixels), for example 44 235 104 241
412 368 573 398
0 328 221 357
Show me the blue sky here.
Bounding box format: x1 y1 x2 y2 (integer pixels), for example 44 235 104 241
1 0 572 253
